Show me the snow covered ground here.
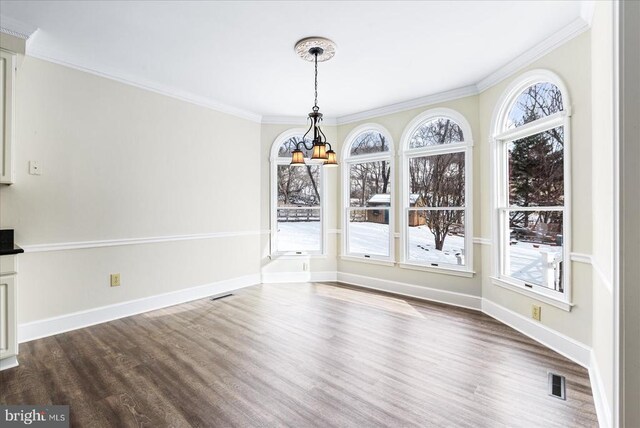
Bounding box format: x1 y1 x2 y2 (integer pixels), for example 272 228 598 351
407 225 466 265
277 221 321 252
348 222 390 256
277 220 562 288
508 241 562 287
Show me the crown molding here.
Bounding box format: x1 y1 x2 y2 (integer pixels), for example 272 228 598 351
475 17 590 92
580 0 596 26
27 45 263 123
261 115 337 126
0 15 38 40
335 85 479 125
13 11 591 126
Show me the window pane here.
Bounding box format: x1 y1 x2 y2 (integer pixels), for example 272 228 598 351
407 210 465 266
409 152 465 207
507 82 564 129
276 209 321 252
277 165 321 207
349 161 392 207
506 210 563 291
409 117 464 148
508 126 564 207
278 136 313 158
347 209 390 257
350 131 390 156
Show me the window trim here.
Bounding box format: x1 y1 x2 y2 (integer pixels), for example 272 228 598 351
341 123 395 263
490 69 573 309
399 107 474 274
270 128 327 257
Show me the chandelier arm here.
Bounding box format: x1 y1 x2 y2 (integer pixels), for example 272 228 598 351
317 125 328 144
297 119 315 150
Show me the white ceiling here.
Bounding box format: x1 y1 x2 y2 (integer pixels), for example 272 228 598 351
0 1 589 120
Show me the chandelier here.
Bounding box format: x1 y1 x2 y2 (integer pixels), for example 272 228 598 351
290 37 338 167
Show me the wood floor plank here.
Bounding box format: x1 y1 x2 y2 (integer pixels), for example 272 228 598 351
1 282 598 427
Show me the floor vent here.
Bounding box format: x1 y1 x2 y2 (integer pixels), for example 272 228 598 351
548 373 566 400
210 293 233 301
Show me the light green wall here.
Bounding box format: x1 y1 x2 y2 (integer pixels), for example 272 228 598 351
0 56 262 323
478 32 593 345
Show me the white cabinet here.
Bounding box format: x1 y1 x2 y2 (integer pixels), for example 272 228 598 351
0 255 18 370
0 49 16 184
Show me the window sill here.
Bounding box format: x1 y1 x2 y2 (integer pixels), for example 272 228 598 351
490 276 573 311
340 255 395 267
270 253 326 260
398 263 475 278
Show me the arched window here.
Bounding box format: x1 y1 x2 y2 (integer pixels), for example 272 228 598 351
400 108 473 274
342 125 394 261
491 70 571 305
270 130 324 255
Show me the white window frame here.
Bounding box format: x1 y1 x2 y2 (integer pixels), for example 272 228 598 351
490 69 573 310
341 124 395 264
270 128 326 257
399 108 474 276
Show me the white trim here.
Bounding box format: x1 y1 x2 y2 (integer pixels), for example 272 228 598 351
20 230 267 253
491 276 573 311
590 350 613 428
0 356 18 371
336 85 479 125
399 108 474 274
570 253 613 294
261 271 311 284
262 115 337 126
342 124 395 263
12 14 591 126
260 270 337 284
340 255 396 267
310 271 338 282
473 237 492 245
18 273 261 343
0 15 38 40
476 18 590 92
398 263 475 278
580 1 597 26
481 298 590 367
490 69 573 305
570 252 592 264
328 228 341 234
26 47 262 123
337 272 482 311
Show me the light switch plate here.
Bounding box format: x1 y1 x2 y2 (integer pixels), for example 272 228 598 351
29 161 41 175
110 273 121 287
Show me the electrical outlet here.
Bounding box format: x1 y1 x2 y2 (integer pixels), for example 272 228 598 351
29 161 42 175
110 273 121 287
532 305 541 321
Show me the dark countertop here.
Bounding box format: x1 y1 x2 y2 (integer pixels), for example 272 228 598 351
0 244 24 256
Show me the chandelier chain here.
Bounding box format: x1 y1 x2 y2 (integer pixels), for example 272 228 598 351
314 52 318 108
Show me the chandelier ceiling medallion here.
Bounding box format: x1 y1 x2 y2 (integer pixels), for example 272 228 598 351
290 37 338 167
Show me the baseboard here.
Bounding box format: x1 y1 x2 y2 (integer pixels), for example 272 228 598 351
261 271 338 284
0 356 19 371
589 350 612 428
18 273 261 343
481 298 591 368
310 271 338 282
261 271 310 283
337 272 482 311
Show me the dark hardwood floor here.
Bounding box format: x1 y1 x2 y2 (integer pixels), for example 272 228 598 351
1 282 598 427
